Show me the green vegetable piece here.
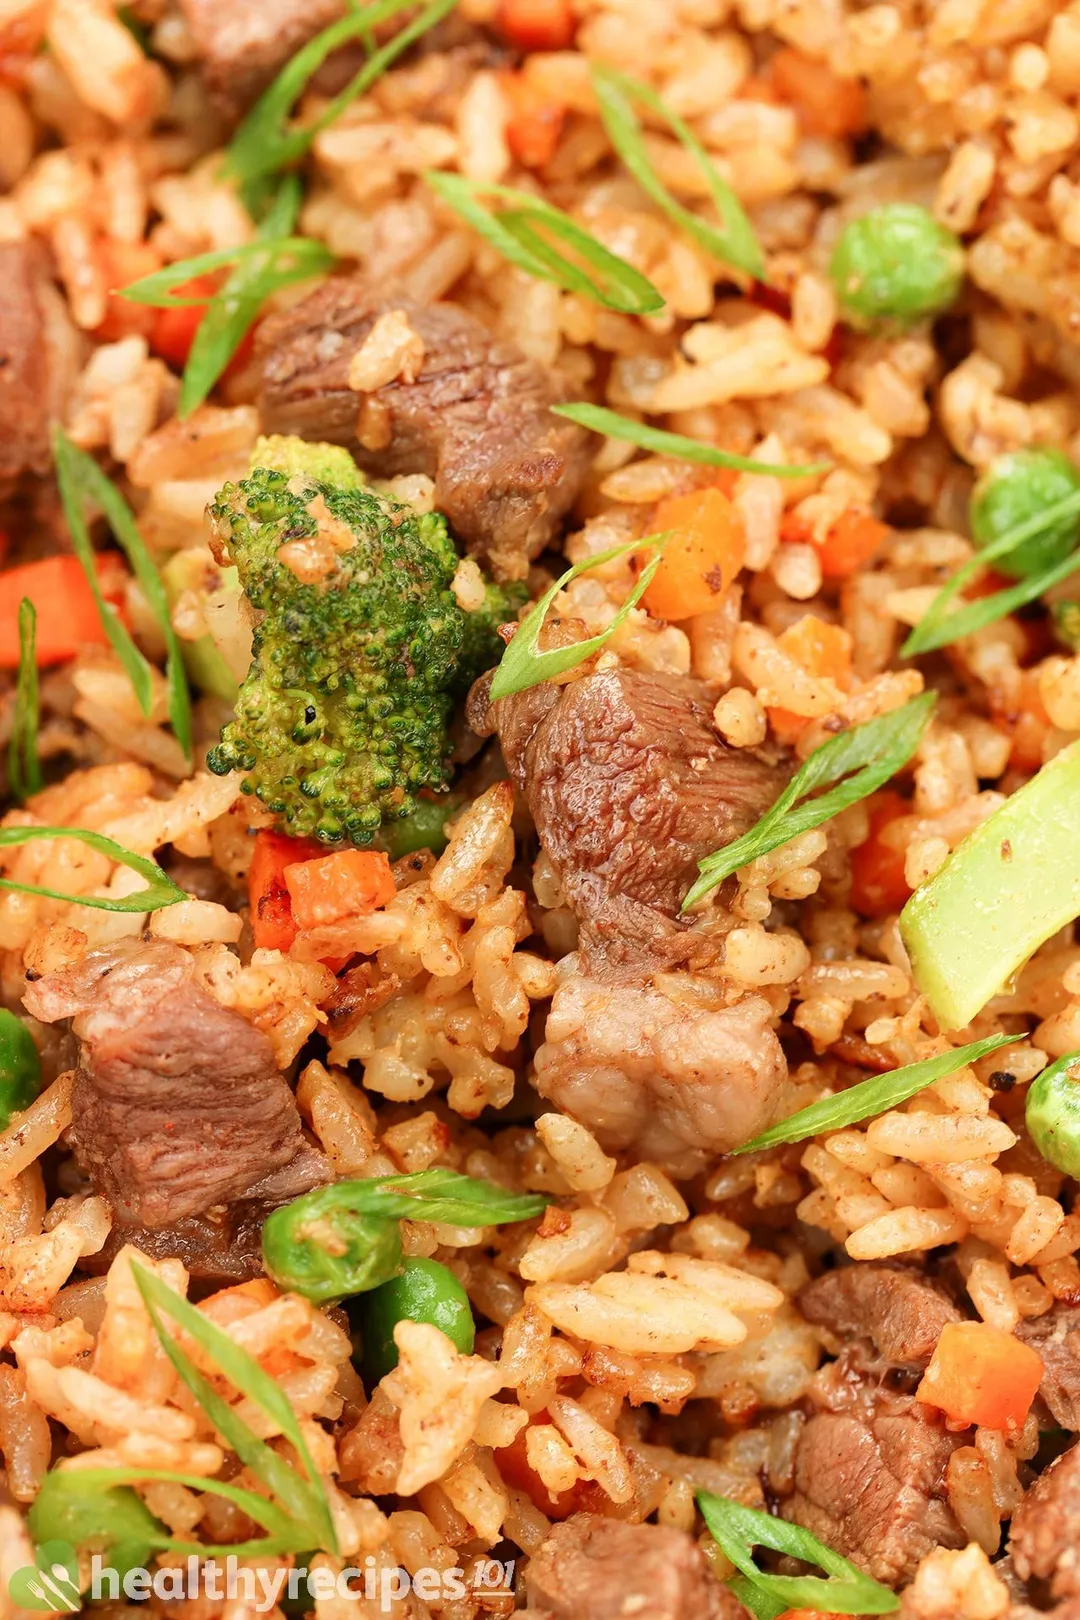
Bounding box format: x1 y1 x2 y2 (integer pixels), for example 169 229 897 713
29 1470 167 1582
132 1263 337 1552
263 1203 403 1306
489 535 669 702
161 549 242 704
683 692 936 912
900 737 1080 1030
1053 599 1080 650
375 796 463 859
262 1170 548 1304
698 1491 899 1616
252 434 365 488
205 462 514 843
829 203 964 327
1026 1050 1080 1177
590 65 765 282
224 0 456 196
121 179 334 418
0 826 187 913
8 598 42 801
0 1010 42 1129
971 448 1080 579
424 171 665 314
54 429 193 761
360 1257 475 1382
552 401 828 478
903 484 1080 658
734 1032 1017 1155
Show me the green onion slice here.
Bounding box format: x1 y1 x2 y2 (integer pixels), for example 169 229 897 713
901 737 1080 1030
132 1264 337 1553
278 1167 548 1228
903 486 1080 656
424 170 664 314
122 177 334 418
489 534 668 702
591 64 765 282
0 827 188 912
224 0 457 195
53 430 193 760
697 1492 899 1616
8 599 42 802
683 691 935 912
552 402 829 478
29 1267 342 1564
734 1032 1017 1155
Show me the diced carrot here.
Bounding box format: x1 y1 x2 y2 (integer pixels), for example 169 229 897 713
811 510 891 579
739 74 780 104
247 829 326 953
643 487 745 622
849 789 912 918
770 47 867 139
916 1321 1044 1432
149 274 219 369
0 553 126 668
95 238 162 342
496 0 575 51
494 1414 579 1519
504 71 567 168
201 1278 278 1310
284 849 396 930
767 613 853 742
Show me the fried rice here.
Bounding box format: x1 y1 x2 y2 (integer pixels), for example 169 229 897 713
4 0 1080 1615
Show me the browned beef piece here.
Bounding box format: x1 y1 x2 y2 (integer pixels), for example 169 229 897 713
799 1264 962 1370
1016 1306 1080 1429
257 280 594 579
524 1514 745 1619
79 1204 266 1285
23 942 325 1228
492 667 785 975
785 1390 965 1587
1010 1443 1080 1601
0 242 54 481
176 0 346 118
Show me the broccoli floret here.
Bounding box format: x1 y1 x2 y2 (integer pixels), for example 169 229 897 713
455 578 529 695
250 434 366 490
205 438 518 843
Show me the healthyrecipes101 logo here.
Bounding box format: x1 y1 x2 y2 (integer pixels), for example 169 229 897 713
8 1543 516 1613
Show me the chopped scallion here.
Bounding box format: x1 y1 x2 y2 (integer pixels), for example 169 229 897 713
424 170 664 314
734 1033 1017 1154
53 430 193 760
0 827 188 913
121 177 334 418
591 65 764 282
683 691 935 912
8 600 42 802
901 736 1080 1030
551 401 828 478
224 0 457 197
488 534 668 702
697 1492 899 1615
902 486 1080 657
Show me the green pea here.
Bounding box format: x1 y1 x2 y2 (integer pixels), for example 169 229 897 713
359 1258 475 1383
971 448 1080 579
261 1190 403 1305
829 203 964 327
0 1010 41 1130
1026 1051 1080 1178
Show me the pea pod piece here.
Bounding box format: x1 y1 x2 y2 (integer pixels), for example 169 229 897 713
1026 1051 1080 1177
900 738 1080 1030
0 1010 41 1129
261 1198 402 1305
359 1258 475 1383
